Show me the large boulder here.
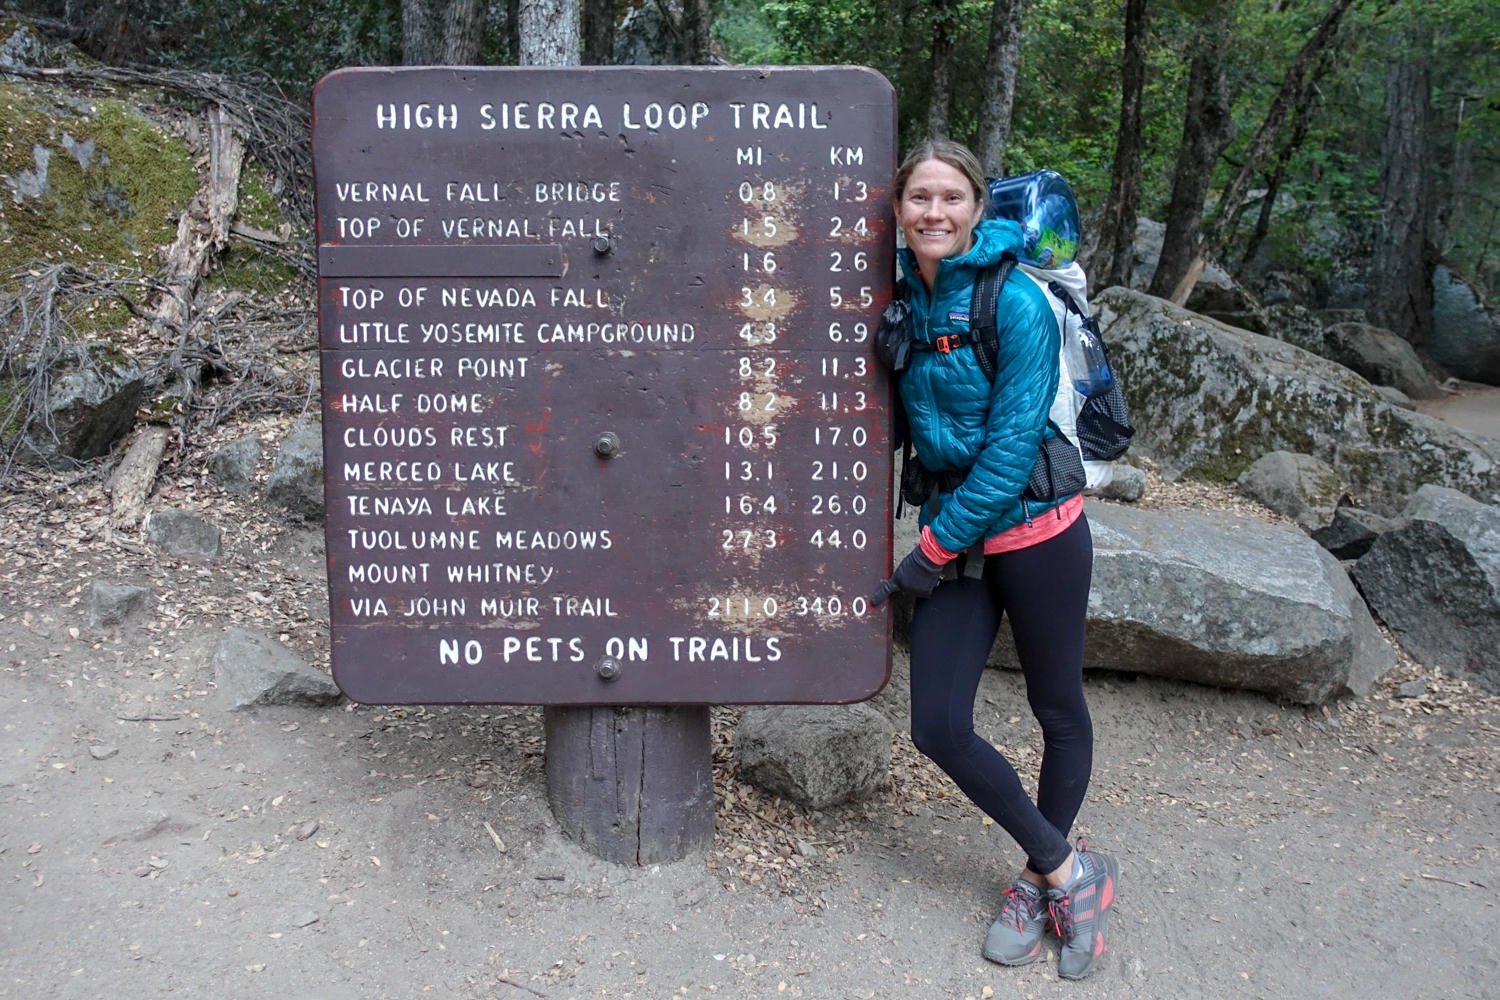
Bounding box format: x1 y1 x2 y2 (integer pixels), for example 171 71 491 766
1124 217 1166 291
1125 218 1263 328
614 4 687 65
1256 270 1317 310
1351 486 1500 693
1323 322 1445 400
1429 265 1500 385
1261 303 1330 355
1260 307 1440 400
0 18 47 70
1311 506 1399 561
1185 268 1265 334
1096 288 1500 514
990 502 1393 703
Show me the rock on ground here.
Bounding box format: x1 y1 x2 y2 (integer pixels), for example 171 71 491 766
143 508 222 560
87 580 151 629
266 417 324 522
1352 485 1500 693
735 703 892 809
211 625 341 709
1236 450 1348 534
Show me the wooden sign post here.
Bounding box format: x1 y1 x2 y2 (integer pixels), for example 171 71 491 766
312 66 896 862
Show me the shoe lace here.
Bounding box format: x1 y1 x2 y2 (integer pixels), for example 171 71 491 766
1049 892 1075 941
1000 885 1041 931
1049 840 1091 941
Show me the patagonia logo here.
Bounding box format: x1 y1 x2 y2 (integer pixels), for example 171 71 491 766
948 309 970 324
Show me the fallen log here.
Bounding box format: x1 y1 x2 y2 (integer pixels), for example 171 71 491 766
107 425 169 530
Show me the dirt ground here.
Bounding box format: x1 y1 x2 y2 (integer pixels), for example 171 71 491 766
2 423 1498 1000
1414 381 1500 441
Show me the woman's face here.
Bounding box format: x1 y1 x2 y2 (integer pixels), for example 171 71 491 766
896 158 984 278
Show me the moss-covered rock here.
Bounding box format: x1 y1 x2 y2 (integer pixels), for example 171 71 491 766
0 36 307 469
1097 288 1500 515
0 84 198 292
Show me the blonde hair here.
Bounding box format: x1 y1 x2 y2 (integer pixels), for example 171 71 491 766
893 139 988 208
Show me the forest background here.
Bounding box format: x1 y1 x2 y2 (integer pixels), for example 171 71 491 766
10 0 1498 341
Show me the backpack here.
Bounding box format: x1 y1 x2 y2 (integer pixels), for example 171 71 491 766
970 259 1135 493
981 168 1135 494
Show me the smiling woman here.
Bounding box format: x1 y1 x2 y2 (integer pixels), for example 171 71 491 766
872 138 1121 981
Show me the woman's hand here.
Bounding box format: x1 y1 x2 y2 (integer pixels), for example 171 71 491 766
870 546 945 605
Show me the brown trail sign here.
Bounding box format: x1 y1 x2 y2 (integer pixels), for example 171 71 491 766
313 66 897 860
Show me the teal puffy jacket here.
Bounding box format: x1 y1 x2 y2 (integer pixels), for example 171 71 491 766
896 218 1070 552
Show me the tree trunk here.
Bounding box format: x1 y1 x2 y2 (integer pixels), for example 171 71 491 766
507 0 522 63
544 706 714 865
438 0 486 63
681 0 712 64
580 0 616 64
1205 0 1355 259
402 0 439 64
1147 20 1236 302
518 0 580 65
1371 35 1433 345
515 0 711 865
1235 56 1324 277
973 0 1025 177
1091 0 1149 289
926 0 959 139
403 0 486 64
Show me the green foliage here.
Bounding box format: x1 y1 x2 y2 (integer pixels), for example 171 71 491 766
11 0 1496 298
158 0 403 92
716 0 791 64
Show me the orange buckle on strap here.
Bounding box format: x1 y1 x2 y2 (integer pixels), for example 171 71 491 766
935 334 958 354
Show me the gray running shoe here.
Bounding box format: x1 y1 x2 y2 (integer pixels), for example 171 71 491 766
982 879 1049 966
1046 847 1120 980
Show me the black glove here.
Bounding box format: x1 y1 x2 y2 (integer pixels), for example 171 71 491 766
870 546 945 605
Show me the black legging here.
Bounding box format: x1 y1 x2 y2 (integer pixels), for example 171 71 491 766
908 513 1094 875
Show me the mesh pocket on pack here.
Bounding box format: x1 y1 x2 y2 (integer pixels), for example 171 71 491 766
1024 434 1087 502
1076 381 1134 461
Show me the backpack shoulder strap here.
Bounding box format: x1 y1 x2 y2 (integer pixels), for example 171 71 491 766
967 253 1016 383
1046 278 1088 319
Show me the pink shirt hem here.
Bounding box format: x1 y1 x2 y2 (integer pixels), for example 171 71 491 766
920 495 1084 563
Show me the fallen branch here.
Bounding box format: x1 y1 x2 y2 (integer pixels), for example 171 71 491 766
496 974 548 998
106 425 169 530
148 105 245 335
1419 872 1475 889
